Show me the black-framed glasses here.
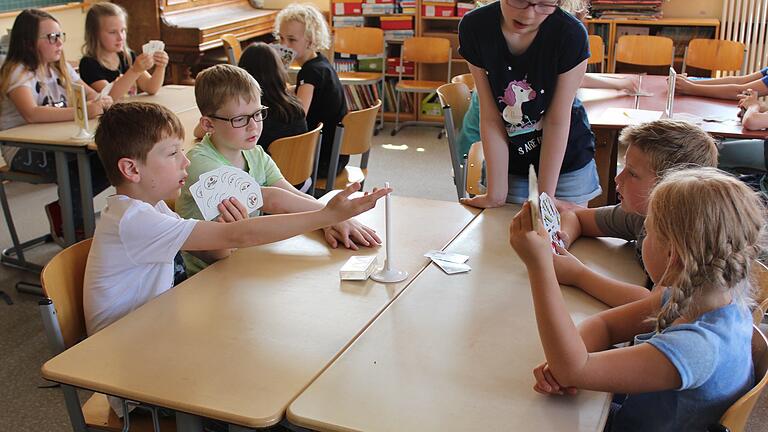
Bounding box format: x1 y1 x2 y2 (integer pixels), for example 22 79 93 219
209 107 269 128
39 32 66 44
506 0 559 15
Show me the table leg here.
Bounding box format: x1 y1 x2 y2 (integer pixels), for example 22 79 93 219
176 412 203 432
54 152 76 246
76 152 95 237
590 127 620 207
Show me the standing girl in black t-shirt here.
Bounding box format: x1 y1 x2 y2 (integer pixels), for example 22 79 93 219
78 3 168 99
458 0 601 207
275 3 348 181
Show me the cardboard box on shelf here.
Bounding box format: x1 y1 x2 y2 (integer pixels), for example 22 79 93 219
422 2 456 17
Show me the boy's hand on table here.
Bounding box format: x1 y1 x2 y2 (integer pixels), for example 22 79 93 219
552 244 588 286
533 362 578 396
323 219 381 250
215 197 248 223
509 201 552 266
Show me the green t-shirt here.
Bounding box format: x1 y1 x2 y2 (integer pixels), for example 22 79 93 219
176 133 284 275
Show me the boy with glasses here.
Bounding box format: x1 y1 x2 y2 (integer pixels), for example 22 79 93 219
176 64 382 275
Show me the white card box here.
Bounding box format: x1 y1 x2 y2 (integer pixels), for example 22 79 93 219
340 255 378 280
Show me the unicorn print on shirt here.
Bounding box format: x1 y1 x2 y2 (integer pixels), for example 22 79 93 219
498 79 541 137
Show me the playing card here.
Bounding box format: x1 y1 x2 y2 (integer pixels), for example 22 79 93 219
539 192 565 253
270 43 296 68
528 165 540 231
190 166 263 221
98 82 113 99
432 258 471 275
424 250 469 264
142 40 165 55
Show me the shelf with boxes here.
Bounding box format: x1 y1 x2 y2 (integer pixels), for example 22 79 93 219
330 0 477 122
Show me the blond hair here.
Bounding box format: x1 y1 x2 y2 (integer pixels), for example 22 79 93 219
619 119 718 176
647 168 765 331
194 64 262 116
82 2 133 69
559 0 589 16
275 3 331 51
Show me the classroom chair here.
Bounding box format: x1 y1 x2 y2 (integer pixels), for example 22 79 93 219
316 100 381 194
588 35 606 73
437 82 472 199
706 325 768 432
465 141 485 197
391 37 452 137
269 123 323 196
221 34 242 65
613 35 674 73
682 39 746 77
334 27 386 134
0 163 57 296
38 239 175 432
451 73 475 91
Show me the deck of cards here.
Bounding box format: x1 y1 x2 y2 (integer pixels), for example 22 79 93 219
528 165 565 254
424 250 471 274
189 166 263 221
340 255 378 280
271 43 296 68
142 40 165 55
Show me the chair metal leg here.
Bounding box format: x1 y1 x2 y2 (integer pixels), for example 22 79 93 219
0 179 49 282
0 290 11 305
391 91 401 136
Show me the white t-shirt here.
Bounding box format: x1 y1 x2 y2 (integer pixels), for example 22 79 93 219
83 195 197 336
0 62 80 161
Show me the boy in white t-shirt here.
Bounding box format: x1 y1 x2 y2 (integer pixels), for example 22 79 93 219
83 101 388 341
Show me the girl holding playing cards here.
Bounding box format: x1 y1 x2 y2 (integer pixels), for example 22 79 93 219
510 167 761 431
458 0 600 207
79 2 168 99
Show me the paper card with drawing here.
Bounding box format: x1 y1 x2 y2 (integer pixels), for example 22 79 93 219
528 165 540 231
539 192 565 253
189 166 263 221
665 67 676 118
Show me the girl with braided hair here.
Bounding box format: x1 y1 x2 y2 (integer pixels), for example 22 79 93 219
509 167 763 431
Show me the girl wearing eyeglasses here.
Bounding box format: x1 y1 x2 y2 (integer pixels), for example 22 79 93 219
0 9 112 245
458 0 601 208
79 2 169 100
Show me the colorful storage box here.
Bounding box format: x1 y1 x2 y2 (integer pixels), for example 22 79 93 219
333 0 363 16
358 55 385 72
380 16 414 30
422 2 455 17
456 2 475 17
386 58 415 75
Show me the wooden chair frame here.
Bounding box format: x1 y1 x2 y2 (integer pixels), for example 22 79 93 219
392 37 452 136
334 27 386 134
221 34 242 65
588 35 606 73
437 82 472 199
682 38 747 76
613 35 675 72
268 123 323 195
317 100 382 193
450 73 475 91
465 141 485 197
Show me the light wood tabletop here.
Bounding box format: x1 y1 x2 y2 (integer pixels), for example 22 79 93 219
0 85 196 148
87 106 202 152
288 204 648 432
41 196 480 428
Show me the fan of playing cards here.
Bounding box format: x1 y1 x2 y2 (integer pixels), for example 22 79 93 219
142 40 165 55
528 165 565 253
270 43 297 69
189 166 263 221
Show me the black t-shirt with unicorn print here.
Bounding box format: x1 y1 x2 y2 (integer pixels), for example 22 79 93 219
458 2 594 176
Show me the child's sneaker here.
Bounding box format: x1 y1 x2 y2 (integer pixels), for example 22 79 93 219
44 201 65 247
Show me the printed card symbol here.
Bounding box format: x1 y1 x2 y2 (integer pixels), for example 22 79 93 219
204 175 218 190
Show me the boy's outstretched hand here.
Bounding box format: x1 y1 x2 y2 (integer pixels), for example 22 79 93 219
324 183 391 222
509 201 553 266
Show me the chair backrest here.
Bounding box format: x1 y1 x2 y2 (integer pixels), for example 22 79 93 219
437 82 471 133
40 238 92 349
334 26 385 56
221 33 242 65
588 35 605 70
717 326 768 432
269 123 323 185
451 73 475 91
615 35 674 67
339 99 382 156
465 141 484 196
684 38 746 74
751 260 768 325
402 37 452 64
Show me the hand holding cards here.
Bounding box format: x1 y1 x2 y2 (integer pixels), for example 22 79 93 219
270 44 297 69
527 165 565 254
142 40 165 55
189 166 263 220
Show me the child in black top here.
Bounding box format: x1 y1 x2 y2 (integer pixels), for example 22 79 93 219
276 3 348 181
78 3 168 99
458 1 600 207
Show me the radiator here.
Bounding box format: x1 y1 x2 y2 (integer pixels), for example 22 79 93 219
721 0 768 75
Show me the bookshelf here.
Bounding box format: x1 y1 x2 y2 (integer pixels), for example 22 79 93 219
585 17 720 73
330 0 474 123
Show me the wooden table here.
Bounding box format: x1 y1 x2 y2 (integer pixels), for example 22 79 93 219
41 197 480 429
0 85 196 245
288 204 647 432
583 75 768 206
